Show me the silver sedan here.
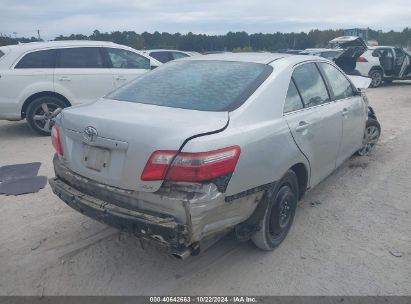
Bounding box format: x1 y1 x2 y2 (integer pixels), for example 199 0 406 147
49 53 380 258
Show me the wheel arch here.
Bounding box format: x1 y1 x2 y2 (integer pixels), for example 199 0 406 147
21 92 71 119
289 163 308 199
368 66 384 76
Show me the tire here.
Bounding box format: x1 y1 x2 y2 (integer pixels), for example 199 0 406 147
356 118 381 156
251 170 299 251
369 69 383 88
26 96 67 136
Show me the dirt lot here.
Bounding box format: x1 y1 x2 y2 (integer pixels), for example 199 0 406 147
0 82 410 296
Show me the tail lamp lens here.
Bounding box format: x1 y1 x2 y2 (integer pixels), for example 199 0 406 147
51 125 64 156
356 57 368 62
141 146 241 182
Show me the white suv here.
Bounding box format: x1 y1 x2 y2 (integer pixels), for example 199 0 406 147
0 41 161 135
331 36 411 88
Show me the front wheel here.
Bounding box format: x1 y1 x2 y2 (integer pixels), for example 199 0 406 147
251 170 298 250
26 96 66 136
357 118 381 156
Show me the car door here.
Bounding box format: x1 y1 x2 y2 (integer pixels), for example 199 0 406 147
104 48 151 88
54 47 115 105
318 62 366 166
393 48 410 77
284 62 342 187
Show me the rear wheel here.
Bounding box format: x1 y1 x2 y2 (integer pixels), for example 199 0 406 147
369 70 383 88
26 96 67 136
357 118 381 156
251 170 298 250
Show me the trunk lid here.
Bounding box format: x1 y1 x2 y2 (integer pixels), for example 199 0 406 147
330 37 368 74
329 36 368 49
59 98 229 192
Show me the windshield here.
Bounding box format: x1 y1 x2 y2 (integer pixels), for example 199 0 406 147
107 60 272 111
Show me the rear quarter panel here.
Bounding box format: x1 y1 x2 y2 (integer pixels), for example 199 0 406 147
181 64 310 196
356 51 379 76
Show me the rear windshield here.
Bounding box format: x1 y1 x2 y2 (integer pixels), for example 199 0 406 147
107 60 272 111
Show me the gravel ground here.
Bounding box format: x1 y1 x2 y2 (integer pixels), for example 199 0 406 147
0 82 410 296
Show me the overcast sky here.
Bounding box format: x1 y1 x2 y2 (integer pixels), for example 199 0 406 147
1 0 410 40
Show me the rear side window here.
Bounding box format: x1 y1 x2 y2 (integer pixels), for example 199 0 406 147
292 63 330 108
15 49 56 69
107 60 272 111
149 51 171 63
172 52 189 60
57 47 103 68
283 80 304 113
106 48 150 69
319 63 354 100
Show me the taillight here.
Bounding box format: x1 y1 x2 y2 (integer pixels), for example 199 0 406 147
51 125 64 156
356 57 368 62
141 146 241 182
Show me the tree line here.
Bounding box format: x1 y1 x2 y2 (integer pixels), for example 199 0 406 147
1 28 411 51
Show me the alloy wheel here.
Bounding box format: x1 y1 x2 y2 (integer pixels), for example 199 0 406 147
371 71 382 87
358 125 380 156
31 102 60 133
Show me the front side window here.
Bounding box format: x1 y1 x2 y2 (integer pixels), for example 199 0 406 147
283 80 304 113
149 51 172 63
107 60 272 111
15 49 56 69
292 63 330 108
107 48 150 69
319 63 354 100
57 47 103 68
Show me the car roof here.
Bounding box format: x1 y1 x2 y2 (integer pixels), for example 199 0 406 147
185 52 293 64
5 40 122 52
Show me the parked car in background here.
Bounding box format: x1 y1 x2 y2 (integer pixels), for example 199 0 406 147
49 53 379 259
299 48 343 61
142 49 201 63
0 40 161 135
277 49 304 55
330 36 411 87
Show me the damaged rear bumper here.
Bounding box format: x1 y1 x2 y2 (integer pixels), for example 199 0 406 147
49 177 186 249
49 156 264 254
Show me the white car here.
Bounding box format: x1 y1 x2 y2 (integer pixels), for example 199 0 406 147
331 36 411 88
142 49 201 63
0 40 161 135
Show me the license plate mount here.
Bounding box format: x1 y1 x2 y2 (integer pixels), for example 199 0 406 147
83 145 111 172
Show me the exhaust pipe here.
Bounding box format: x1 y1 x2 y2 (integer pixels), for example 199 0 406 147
171 248 192 260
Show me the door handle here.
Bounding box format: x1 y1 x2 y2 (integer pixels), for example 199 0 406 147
295 121 310 132
116 76 127 81
58 76 71 81
342 108 349 116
